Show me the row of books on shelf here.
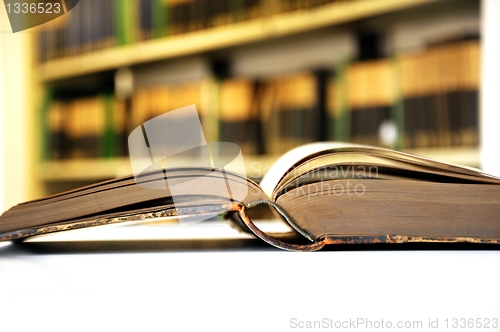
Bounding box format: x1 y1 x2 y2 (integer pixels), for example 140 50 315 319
345 39 479 149
38 0 340 62
42 40 480 161
43 93 127 160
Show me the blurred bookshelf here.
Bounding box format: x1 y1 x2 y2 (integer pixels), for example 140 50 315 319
32 0 483 196
38 0 432 81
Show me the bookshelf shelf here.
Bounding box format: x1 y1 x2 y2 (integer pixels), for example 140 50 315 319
404 147 480 168
37 147 479 182
38 158 131 181
37 154 282 181
38 0 433 82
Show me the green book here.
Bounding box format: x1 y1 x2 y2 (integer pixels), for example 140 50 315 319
115 0 136 45
153 0 169 38
101 93 116 158
334 59 351 142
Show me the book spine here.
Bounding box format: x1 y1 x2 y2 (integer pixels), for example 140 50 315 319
114 0 125 46
347 31 397 147
94 97 105 158
251 79 266 155
390 56 404 150
170 0 191 35
104 0 116 48
38 27 48 62
209 0 229 28
437 43 462 147
228 0 245 23
459 40 480 147
400 52 418 148
65 8 79 57
41 89 55 160
420 50 440 148
64 100 75 159
243 0 261 20
115 0 136 45
45 22 57 61
270 74 294 153
326 71 336 141
218 77 259 156
169 0 180 34
256 71 324 154
435 46 452 148
88 0 100 51
333 59 350 142
188 0 202 31
139 0 153 40
102 93 116 158
179 1 191 34
313 69 329 142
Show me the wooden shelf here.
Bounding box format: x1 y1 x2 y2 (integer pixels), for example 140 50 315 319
38 158 131 181
37 154 281 181
37 147 479 182
38 0 434 82
404 147 480 168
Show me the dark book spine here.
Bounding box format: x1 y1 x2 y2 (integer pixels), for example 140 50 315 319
87 0 96 51
208 0 229 28
243 0 260 20
403 97 418 148
179 1 191 34
65 4 81 57
104 0 116 48
102 94 116 158
139 0 154 40
189 0 204 31
54 17 68 60
446 90 461 146
461 90 479 147
228 0 244 23
326 71 336 141
351 106 390 146
169 1 180 34
400 53 417 148
333 60 350 142
313 69 329 142
45 24 57 61
41 89 55 160
39 28 48 62
80 0 92 54
152 0 169 38
250 79 266 155
219 78 260 156
459 41 480 147
61 101 73 159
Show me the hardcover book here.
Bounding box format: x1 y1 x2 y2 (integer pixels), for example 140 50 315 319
1 142 499 251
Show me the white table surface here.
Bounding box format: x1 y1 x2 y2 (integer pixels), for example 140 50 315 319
0 222 499 332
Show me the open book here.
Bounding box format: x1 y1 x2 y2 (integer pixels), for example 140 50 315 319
1 142 499 251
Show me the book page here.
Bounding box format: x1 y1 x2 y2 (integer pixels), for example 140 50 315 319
261 142 500 199
260 142 367 197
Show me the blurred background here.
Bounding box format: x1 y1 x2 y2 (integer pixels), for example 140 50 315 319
1 0 499 212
